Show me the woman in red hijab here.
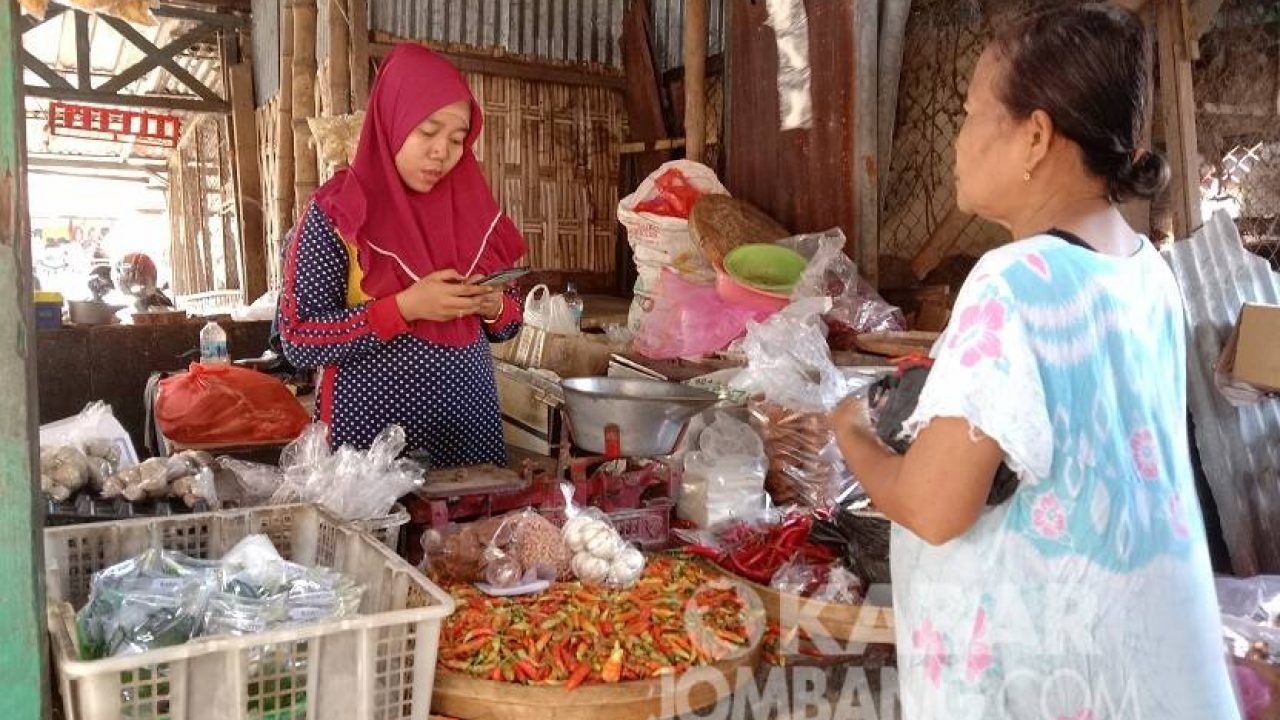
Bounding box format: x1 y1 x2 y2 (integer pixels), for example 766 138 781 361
277 44 526 466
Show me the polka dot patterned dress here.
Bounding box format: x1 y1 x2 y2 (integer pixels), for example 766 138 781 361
277 202 521 469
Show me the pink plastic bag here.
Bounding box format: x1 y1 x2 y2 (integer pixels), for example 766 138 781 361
635 271 771 360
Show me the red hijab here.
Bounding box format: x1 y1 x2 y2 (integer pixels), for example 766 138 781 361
312 44 525 347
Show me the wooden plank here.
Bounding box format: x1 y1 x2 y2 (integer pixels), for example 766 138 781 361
853 0 879 287
23 85 230 112
877 0 911 199
327 0 350 115
910 206 974 280
226 31 268 302
1156 0 1202 240
96 20 219 97
150 3 249 27
0 0 51 715
18 3 67 34
348 0 369 110
620 0 667 176
74 9 91 90
20 47 73 90
369 37 626 90
682 0 709 163
293 0 319 209
278 0 297 229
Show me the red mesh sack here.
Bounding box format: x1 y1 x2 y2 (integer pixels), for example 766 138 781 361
157 363 310 445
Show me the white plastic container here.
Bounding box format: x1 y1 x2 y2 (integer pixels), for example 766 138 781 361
45 504 455 720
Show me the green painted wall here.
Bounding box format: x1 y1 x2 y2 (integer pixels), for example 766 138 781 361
0 1 51 717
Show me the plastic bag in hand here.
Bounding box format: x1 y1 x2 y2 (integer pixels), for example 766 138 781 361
731 298 852 413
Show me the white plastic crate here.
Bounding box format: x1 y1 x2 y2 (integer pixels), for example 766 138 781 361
355 503 410 551
44 504 455 720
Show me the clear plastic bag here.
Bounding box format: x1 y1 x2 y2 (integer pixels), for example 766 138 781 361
635 270 768 360
523 285 580 335
730 300 875 509
782 229 904 349
764 0 813 130
1218 575 1280 664
272 423 424 521
217 458 284 506
477 509 571 591
40 401 137 500
770 560 863 604
76 549 219 659
559 483 646 589
680 413 769 528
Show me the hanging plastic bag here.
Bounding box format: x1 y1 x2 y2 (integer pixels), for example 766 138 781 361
156 363 310 446
522 285 580 335
635 270 770 360
680 413 769 528
558 483 646 589
782 229 904 350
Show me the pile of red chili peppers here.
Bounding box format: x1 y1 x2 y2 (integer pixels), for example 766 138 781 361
682 513 837 586
437 555 759 688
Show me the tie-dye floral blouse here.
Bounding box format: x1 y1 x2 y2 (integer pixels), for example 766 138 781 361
893 234 1240 720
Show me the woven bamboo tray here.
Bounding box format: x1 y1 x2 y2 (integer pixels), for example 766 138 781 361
689 195 791 268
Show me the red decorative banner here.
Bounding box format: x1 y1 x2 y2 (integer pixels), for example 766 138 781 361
47 102 182 148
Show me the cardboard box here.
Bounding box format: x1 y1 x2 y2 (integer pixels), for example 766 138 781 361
494 361 563 456
1232 303 1280 393
491 327 615 378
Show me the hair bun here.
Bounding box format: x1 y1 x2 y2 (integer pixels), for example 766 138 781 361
1109 150 1170 203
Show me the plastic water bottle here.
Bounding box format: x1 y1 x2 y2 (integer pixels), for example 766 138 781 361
199 320 229 364
563 282 584 330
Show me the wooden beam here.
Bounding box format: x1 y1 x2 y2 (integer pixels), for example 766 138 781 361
0 1 51 716
225 30 267 303
682 0 708 163
150 3 249 27
911 206 975 280
27 153 169 172
74 9 91 90
347 0 369 109
327 0 350 115
1156 0 1202 239
278 0 297 229
292 0 319 208
24 84 229 112
854 0 879 287
878 0 911 199
17 3 66 34
97 17 222 103
20 47 73 90
370 37 627 90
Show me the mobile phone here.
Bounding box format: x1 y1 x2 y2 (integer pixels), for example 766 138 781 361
478 267 531 287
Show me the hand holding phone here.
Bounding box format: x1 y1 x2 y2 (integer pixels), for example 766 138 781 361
476 267 531 287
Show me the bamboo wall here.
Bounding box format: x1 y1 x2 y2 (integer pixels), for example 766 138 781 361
167 115 244 299
256 97 284 289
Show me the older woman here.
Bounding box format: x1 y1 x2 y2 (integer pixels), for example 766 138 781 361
833 5 1240 719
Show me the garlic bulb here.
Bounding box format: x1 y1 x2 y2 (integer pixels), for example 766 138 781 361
586 529 620 561
562 516 594 553
572 553 610 583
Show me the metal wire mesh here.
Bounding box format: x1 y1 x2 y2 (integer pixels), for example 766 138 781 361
881 0 1280 285
1194 0 1280 270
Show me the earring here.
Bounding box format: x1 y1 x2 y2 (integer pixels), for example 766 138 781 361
1023 169 1032 182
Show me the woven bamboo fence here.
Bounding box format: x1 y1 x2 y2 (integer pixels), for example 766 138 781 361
167 115 244 300
256 97 285 289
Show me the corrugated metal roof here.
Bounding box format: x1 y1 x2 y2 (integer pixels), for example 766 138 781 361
366 0 627 66
1165 210 1280 577
649 0 727 71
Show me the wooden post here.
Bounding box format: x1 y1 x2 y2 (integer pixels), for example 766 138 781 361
878 0 911 199
327 0 350 115
682 0 708 163
348 0 369 110
278 0 297 229
1156 0 1202 240
225 30 268 302
293 0 319 209
0 1 51 716
853 0 879 287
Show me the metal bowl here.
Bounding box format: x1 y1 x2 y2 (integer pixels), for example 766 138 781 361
560 377 719 457
67 300 124 326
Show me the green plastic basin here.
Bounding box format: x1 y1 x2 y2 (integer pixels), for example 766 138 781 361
722 244 808 294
